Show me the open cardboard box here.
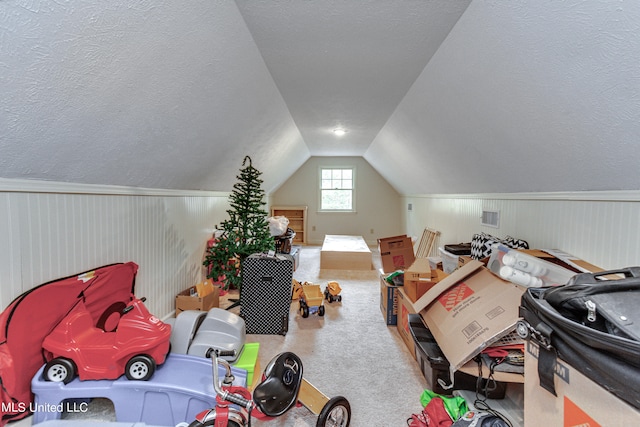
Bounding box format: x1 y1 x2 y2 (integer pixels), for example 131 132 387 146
175 284 220 315
378 235 415 273
403 258 447 302
412 260 525 373
532 248 604 274
404 272 449 303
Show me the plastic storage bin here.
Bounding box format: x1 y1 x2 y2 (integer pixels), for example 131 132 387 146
438 247 459 274
233 342 260 387
487 244 575 287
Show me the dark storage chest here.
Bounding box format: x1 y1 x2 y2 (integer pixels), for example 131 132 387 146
408 314 506 399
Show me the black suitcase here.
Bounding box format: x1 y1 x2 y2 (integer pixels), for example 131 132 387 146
518 267 640 410
240 253 294 335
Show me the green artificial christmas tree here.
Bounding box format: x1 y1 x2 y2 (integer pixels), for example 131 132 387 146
203 156 274 292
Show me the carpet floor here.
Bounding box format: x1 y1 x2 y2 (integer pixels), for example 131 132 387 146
239 245 429 427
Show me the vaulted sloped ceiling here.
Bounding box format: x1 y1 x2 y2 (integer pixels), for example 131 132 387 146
366 1 640 194
1 1 310 193
2 1 639 195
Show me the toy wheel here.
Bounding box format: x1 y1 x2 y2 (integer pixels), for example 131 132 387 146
125 355 156 380
317 396 350 427
301 306 309 318
318 305 325 316
337 295 342 302
516 320 531 340
44 357 77 384
327 295 334 303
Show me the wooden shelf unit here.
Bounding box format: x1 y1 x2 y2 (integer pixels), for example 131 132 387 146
270 205 308 245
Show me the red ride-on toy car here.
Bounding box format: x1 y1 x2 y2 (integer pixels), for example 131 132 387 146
42 297 171 383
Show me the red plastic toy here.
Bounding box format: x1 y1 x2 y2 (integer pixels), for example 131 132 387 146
41 297 171 383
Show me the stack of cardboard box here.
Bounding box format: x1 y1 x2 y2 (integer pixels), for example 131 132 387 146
379 234 636 425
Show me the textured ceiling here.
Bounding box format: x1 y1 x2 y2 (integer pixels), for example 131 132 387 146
1 1 639 195
235 0 471 157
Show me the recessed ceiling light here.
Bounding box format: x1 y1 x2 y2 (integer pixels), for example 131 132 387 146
333 128 347 137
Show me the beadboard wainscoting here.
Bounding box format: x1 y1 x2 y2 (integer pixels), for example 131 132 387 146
2 180 639 319
403 191 640 271
0 180 231 318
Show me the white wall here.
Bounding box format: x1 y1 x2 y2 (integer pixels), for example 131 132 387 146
270 157 402 245
4 178 637 321
0 180 231 318
403 191 640 271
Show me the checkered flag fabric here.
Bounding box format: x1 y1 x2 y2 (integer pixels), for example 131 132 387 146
470 233 529 260
240 253 293 335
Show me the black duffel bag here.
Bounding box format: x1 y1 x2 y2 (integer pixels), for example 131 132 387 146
518 267 640 410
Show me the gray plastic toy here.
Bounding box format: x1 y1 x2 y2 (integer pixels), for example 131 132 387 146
168 308 246 362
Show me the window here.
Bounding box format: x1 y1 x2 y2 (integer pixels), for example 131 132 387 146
319 167 355 211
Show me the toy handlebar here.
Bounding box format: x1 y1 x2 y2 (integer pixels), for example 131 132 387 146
122 297 147 315
222 391 252 409
205 348 237 358
206 347 253 411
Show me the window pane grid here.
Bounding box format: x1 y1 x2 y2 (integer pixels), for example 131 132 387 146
320 168 354 211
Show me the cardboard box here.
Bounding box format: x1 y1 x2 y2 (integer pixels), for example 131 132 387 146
404 257 433 280
524 340 640 426
458 255 473 268
380 273 399 325
412 260 524 372
409 313 507 399
175 285 219 315
404 258 433 302
533 248 604 274
404 259 449 302
378 235 415 273
396 287 418 355
405 277 435 303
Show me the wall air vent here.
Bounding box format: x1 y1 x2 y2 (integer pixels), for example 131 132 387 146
481 210 500 228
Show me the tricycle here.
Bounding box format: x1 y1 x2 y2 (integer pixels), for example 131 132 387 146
187 348 351 427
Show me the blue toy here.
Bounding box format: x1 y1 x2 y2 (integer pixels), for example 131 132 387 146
31 353 246 426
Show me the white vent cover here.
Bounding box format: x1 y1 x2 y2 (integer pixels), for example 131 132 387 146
481 210 500 228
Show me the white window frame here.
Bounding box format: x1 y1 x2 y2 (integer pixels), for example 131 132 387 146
318 166 356 212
